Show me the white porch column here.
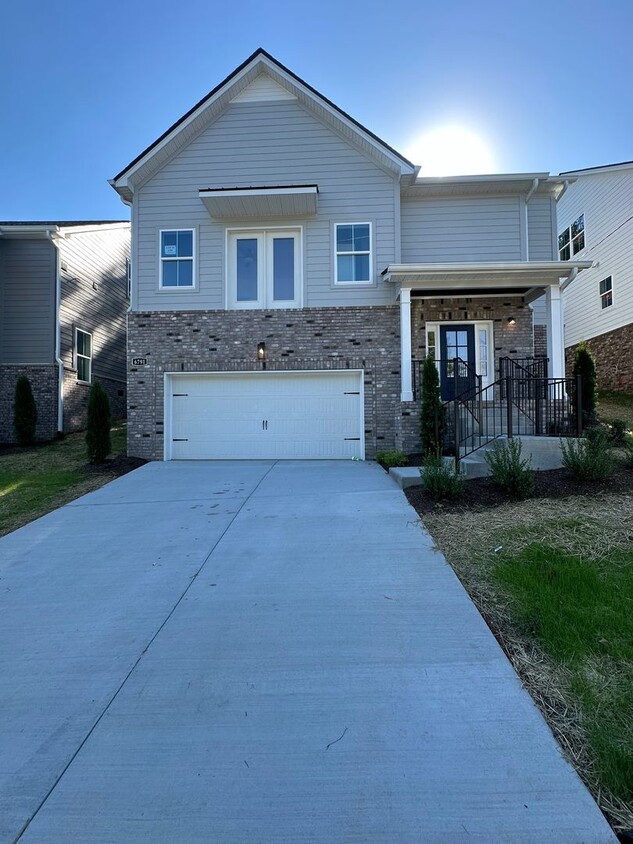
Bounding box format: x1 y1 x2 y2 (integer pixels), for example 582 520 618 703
545 283 565 379
400 287 413 401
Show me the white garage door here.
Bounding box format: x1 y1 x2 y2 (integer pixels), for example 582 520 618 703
166 370 364 460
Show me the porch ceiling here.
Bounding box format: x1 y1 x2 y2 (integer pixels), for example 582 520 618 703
382 260 593 290
199 185 318 219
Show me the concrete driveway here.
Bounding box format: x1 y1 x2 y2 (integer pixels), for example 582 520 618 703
0 461 614 843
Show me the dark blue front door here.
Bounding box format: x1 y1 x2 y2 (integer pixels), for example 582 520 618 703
439 325 476 400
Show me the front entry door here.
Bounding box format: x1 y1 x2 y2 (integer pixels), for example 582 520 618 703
439 325 476 400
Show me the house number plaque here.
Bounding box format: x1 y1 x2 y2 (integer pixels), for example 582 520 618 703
132 358 148 366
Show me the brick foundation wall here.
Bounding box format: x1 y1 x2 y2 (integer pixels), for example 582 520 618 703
127 307 402 460
63 371 126 433
566 323 633 393
0 365 58 442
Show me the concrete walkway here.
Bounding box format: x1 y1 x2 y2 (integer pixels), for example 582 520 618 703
0 461 614 843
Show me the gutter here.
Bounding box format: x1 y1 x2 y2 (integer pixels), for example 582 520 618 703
45 229 65 435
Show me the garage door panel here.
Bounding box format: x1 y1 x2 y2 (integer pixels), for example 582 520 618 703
167 371 363 460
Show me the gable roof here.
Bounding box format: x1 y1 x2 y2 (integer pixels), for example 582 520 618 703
110 49 416 200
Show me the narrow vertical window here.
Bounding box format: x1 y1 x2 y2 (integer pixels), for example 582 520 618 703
600 276 613 309
75 328 92 383
160 229 195 288
479 328 488 376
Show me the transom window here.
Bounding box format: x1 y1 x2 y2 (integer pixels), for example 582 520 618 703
228 228 301 309
600 276 613 309
160 229 194 288
335 223 371 284
558 214 585 260
75 328 92 383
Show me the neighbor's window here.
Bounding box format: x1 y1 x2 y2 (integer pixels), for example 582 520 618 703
160 229 194 288
75 328 92 383
558 214 585 260
600 276 613 309
335 223 371 283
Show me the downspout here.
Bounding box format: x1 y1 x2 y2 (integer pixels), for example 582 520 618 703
560 266 579 292
524 178 539 261
557 179 570 202
46 230 64 436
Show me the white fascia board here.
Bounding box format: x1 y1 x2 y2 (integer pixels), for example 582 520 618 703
383 261 593 284
414 171 550 185
0 225 61 239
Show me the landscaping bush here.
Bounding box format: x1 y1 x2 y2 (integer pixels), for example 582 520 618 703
420 354 443 458
560 429 615 482
420 456 464 501
13 375 37 446
572 341 598 426
609 418 628 447
484 438 535 499
376 449 408 469
86 380 111 464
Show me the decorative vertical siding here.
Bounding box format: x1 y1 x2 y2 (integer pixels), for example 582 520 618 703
135 99 398 312
558 169 633 347
400 196 523 262
0 238 55 363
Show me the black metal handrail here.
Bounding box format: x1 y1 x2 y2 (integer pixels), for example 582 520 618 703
412 356 480 401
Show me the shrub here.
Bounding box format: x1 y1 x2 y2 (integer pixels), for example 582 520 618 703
572 341 597 426
420 354 444 458
623 446 633 470
560 429 615 482
484 438 535 499
609 418 628 447
421 456 464 501
376 449 408 469
86 380 111 463
13 375 37 446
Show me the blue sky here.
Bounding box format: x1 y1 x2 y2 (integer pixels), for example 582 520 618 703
1 0 631 220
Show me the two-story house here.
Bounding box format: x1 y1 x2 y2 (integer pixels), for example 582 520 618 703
553 162 632 392
0 221 130 442
110 49 590 461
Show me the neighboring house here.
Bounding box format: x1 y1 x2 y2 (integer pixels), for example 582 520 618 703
554 162 632 392
110 49 590 461
0 221 130 442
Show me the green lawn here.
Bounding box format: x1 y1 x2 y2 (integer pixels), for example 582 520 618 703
0 425 127 537
599 390 633 428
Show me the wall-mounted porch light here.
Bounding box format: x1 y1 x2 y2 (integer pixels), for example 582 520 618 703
507 317 516 326
257 341 266 361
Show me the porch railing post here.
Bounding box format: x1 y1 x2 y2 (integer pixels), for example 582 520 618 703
454 399 460 473
576 374 583 437
505 376 513 438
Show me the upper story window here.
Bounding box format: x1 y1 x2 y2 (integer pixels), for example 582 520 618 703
160 229 194 288
600 276 613 309
227 228 301 309
558 214 585 260
75 328 92 383
335 223 372 284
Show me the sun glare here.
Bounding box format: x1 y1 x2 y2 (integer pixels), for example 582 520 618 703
404 126 496 177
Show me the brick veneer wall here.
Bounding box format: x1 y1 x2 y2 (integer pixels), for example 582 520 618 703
63 371 126 433
534 325 548 359
565 323 633 393
0 365 58 442
397 297 535 453
127 306 402 460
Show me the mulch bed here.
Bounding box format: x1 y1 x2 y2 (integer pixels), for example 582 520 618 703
405 466 633 516
82 455 147 478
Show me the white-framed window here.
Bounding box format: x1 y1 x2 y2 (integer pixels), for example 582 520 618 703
160 229 195 289
227 227 302 309
75 328 92 383
335 223 372 284
600 276 613 309
558 214 585 260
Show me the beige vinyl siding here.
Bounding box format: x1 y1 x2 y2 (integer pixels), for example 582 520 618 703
59 227 130 382
527 195 555 260
0 239 55 363
134 99 397 311
558 169 633 346
400 195 522 262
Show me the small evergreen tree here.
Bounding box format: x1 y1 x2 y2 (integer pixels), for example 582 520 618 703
86 380 111 463
572 341 597 425
13 374 37 446
420 354 443 458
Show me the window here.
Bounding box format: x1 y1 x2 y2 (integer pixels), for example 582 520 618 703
558 214 585 260
335 223 372 284
427 329 437 361
228 228 301 309
600 276 613 309
75 328 92 383
479 328 489 376
160 229 194 288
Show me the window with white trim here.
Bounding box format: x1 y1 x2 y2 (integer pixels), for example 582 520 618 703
558 214 585 260
335 223 372 283
160 229 194 288
227 228 301 309
75 328 92 383
600 276 613 309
